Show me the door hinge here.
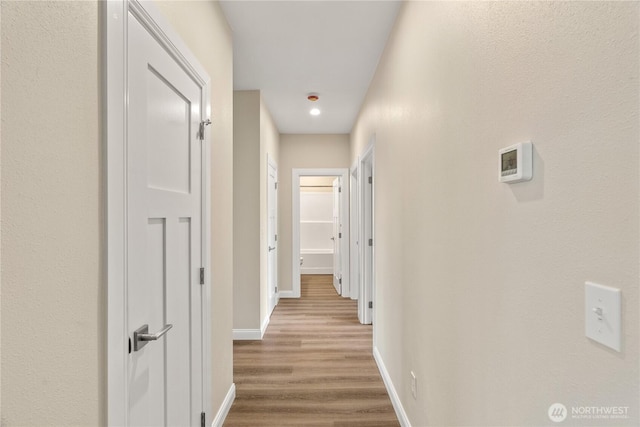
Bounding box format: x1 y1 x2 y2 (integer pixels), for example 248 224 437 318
339 186 342 193
275 182 278 190
275 234 278 242
369 301 373 309
200 267 205 285
275 286 278 292
198 119 212 140
200 412 205 427
339 277 342 285
368 176 372 184
368 238 373 246
339 232 342 239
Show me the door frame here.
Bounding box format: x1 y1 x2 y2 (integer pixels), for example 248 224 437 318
104 1 212 424
267 153 279 314
349 160 360 301
359 138 375 326
331 177 343 294
291 168 350 298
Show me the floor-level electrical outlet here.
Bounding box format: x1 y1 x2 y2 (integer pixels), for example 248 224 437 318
410 371 417 399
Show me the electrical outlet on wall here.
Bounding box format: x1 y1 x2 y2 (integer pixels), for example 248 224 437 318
410 371 417 399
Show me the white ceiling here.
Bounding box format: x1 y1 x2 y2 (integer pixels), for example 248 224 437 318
220 1 401 134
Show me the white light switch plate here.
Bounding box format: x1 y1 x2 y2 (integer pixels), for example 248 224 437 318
585 282 621 352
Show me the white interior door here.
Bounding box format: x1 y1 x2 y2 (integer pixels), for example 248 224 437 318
332 177 342 294
267 158 278 314
350 168 359 301
362 159 374 325
127 12 203 426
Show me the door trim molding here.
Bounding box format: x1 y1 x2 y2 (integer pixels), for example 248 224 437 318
291 168 350 299
104 1 212 424
349 159 360 301
266 153 279 315
359 137 375 327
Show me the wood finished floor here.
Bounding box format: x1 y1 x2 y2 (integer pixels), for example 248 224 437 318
224 275 400 427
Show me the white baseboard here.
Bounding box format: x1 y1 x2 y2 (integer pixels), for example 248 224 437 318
260 314 270 337
373 346 411 427
279 290 297 298
300 267 333 274
211 383 235 427
232 328 261 340
233 314 270 340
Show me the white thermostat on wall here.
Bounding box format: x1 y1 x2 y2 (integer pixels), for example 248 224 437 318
498 142 533 183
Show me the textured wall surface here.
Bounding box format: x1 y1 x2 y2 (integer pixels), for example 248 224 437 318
278 135 350 293
1 1 103 424
154 0 235 415
232 90 261 330
232 90 279 332
351 2 639 426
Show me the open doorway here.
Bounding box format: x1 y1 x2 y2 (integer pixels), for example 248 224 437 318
292 168 350 299
299 176 341 293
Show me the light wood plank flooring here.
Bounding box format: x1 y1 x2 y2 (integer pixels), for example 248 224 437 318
224 275 400 427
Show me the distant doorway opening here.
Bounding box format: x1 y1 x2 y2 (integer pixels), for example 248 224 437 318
299 175 341 293
292 169 350 299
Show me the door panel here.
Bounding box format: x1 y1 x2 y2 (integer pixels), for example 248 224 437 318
362 161 373 325
166 217 193 425
147 68 192 194
350 172 359 302
127 12 202 426
267 161 278 313
332 177 341 294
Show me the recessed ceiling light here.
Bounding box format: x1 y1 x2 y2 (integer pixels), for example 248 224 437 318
310 108 321 116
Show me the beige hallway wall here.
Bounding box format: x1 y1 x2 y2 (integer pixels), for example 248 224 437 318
278 134 350 293
233 91 261 330
233 90 279 332
351 1 639 426
1 1 103 424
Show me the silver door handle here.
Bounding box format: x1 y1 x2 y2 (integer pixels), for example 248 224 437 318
268 246 276 251
331 237 335 241
133 324 173 351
